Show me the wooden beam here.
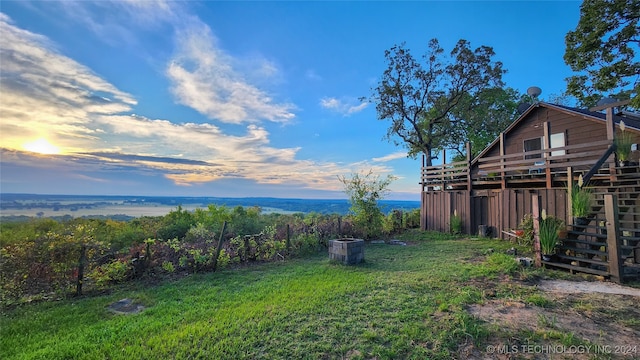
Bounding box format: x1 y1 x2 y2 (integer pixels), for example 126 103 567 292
543 121 552 188
604 194 622 283
499 132 506 190
532 194 541 268
466 142 472 192
441 149 446 191
567 166 574 226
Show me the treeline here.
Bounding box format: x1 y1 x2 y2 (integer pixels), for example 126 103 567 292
0 205 420 307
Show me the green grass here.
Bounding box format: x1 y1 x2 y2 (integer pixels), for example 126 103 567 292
0 234 551 359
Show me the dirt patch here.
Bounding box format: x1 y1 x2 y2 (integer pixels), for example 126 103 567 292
537 279 640 297
107 298 145 315
467 280 640 359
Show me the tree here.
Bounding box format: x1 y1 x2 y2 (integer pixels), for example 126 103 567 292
447 87 522 160
365 39 505 166
564 0 640 108
338 170 396 239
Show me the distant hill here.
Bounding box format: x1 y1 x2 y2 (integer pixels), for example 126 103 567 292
0 194 420 218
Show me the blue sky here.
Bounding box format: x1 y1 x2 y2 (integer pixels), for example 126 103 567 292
0 1 581 200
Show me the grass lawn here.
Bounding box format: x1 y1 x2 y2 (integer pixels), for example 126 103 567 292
1 232 637 359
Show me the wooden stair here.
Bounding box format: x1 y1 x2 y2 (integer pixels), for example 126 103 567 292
551 165 640 281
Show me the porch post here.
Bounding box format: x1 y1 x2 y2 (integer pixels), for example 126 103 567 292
567 166 574 226
543 121 552 188
499 132 506 190
466 142 472 191
532 194 542 267
606 107 617 182
441 149 446 191
604 194 623 283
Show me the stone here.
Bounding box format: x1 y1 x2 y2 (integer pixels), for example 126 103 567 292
107 298 144 315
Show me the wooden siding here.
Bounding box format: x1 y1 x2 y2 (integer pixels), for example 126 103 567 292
422 188 568 238
470 106 640 178
421 191 471 234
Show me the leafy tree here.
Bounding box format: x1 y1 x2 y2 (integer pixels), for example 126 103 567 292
447 87 521 159
193 204 231 234
365 38 505 166
230 206 263 236
338 170 396 239
564 0 640 108
158 205 195 240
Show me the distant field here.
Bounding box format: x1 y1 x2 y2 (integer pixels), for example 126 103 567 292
0 204 298 218
1 194 420 219
0 203 202 218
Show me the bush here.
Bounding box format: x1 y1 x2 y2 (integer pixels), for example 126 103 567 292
450 210 462 235
539 211 564 255
338 169 396 239
89 259 131 288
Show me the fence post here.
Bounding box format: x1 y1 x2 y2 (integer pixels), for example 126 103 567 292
532 195 542 267
212 221 227 272
145 240 152 264
604 194 623 283
76 244 86 296
286 224 291 252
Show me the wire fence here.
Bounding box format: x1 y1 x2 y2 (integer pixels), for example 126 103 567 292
1 211 420 306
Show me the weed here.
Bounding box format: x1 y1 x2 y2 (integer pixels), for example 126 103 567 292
526 294 551 307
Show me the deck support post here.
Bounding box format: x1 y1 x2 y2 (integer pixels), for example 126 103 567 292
499 132 506 190
567 166 574 226
543 121 552 188
532 194 541 268
604 194 622 283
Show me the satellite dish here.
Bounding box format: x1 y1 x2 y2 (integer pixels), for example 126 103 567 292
517 103 531 114
527 86 542 98
596 97 618 107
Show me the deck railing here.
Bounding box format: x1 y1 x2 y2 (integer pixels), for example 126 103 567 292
421 140 613 189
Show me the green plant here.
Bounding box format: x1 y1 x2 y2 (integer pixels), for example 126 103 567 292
539 210 563 255
570 184 592 218
614 121 634 162
161 261 175 273
450 210 462 235
338 169 396 239
518 214 534 246
89 259 131 288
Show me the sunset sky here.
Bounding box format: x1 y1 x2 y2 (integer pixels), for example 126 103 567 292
0 1 581 200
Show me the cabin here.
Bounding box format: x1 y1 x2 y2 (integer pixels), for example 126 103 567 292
420 101 640 282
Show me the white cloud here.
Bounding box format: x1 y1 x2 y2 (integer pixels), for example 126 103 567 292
166 21 296 124
320 97 368 116
0 12 395 194
0 14 136 152
372 152 408 162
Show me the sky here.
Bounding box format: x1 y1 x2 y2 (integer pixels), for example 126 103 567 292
0 1 583 200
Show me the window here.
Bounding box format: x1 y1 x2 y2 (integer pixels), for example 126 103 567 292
550 132 566 156
524 137 542 159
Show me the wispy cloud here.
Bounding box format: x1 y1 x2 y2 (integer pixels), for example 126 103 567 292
372 151 408 162
0 11 394 195
320 97 368 116
0 13 136 152
166 21 296 124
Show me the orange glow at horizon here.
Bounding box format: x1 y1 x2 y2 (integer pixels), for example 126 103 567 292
22 138 61 155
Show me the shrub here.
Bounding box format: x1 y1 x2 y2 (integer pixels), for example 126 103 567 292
539 210 564 255
518 214 534 246
161 261 175 273
450 210 462 235
89 259 131 288
338 169 396 239
570 180 592 218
